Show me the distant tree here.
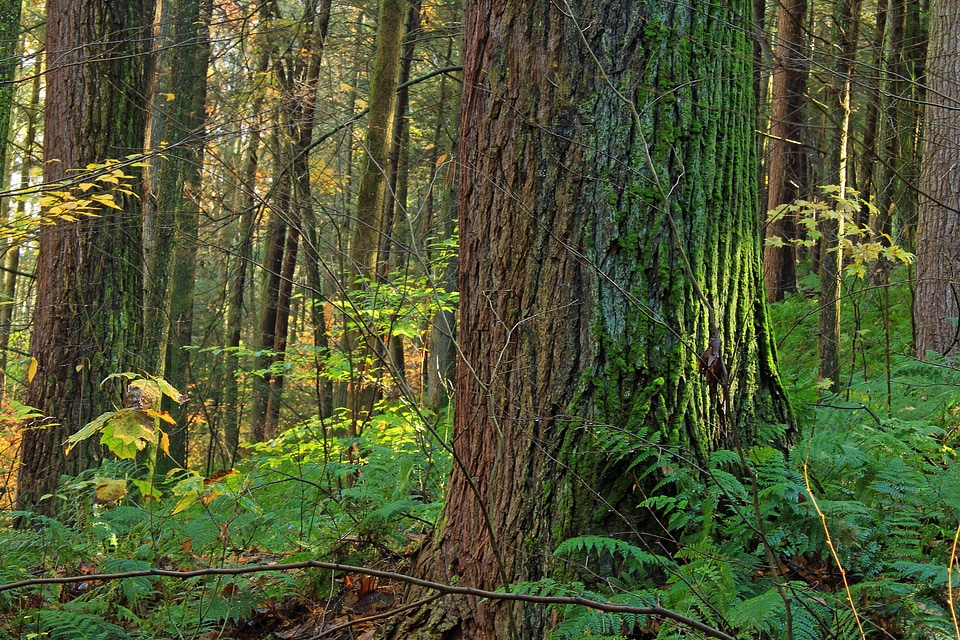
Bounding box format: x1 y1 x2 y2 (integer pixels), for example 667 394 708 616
343 0 405 430
17 0 146 516
0 0 21 179
390 0 791 637
914 0 960 358
818 0 860 393
153 0 212 470
250 0 332 441
0 51 39 403
764 0 808 300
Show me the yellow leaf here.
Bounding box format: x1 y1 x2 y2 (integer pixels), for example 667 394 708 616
159 429 170 456
95 478 128 503
92 195 123 210
436 154 447 167
26 357 38 383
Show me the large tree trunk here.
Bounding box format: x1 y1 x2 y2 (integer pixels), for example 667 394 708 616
391 0 791 637
763 0 808 301
18 0 146 517
914 0 960 358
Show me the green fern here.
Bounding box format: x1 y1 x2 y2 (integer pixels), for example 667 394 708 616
27 608 132 640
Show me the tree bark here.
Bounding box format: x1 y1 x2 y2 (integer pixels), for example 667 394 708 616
763 0 808 300
914 0 960 358
18 0 146 517
390 0 791 637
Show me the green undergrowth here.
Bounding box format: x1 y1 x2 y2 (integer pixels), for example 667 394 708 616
0 400 451 639
4 266 960 639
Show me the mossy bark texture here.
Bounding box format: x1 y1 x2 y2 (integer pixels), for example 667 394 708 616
17 0 146 517
392 0 791 638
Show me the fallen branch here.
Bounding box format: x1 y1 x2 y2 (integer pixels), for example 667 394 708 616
0 559 735 640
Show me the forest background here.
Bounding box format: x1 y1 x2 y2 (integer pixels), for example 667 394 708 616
0 0 959 638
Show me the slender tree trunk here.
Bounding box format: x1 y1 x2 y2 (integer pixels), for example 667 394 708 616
0 54 40 403
297 0 334 420
857 0 886 224
391 0 791 636
18 0 146 517
345 0 405 430
223 46 270 461
263 220 299 436
874 0 906 245
818 0 860 392
379 0 422 386
0 0 21 185
141 0 175 373
151 0 211 471
422 38 458 409
914 0 960 358
764 0 808 300
251 172 287 442
253 0 332 438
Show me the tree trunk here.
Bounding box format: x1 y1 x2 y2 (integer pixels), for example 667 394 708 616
379 0 422 387
345 0 405 429
874 0 906 245
422 37 458 410
856 0 885 225
763 0 808 300
914 0 960 358
18 0 146 517
297 0 334 421
390 0 791 637
155 0 211 471
0 54 40 403
819 0 860 392
251 171 287 442
0 0 21 185
223 47 269 461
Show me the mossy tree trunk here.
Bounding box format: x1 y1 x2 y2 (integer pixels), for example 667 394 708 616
18 0 146 517
156 0 212 470
914 0 960 359
344 0 405 430
391 0 791 637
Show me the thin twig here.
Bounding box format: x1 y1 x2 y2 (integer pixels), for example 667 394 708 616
802 463 867 640
948 522 960 640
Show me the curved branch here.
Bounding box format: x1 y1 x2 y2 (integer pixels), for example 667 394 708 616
0 559 735 640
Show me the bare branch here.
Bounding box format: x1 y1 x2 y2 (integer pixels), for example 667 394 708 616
0 559 735 640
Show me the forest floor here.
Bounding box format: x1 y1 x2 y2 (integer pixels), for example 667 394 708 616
223 568 404 640
225 583 401 640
